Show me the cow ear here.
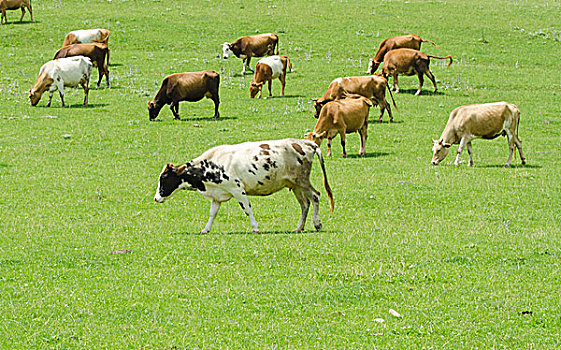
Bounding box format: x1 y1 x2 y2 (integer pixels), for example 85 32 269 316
165 163 174 170
364 99 374 107
175 164 187 175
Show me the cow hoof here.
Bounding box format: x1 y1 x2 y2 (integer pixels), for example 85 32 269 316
314 223 322 231
294 228 303 233
252 230 260 234
342 154 347 158
200 230 209 234
504 163 512 168
468 162 474 167
415 91 421 96
521 159 526 165
173 117 180 120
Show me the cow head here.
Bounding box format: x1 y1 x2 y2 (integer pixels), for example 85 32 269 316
304 131 327 146
367 59 381 74
431 139 452 165
147 100 163 121
222 42 234 59
154 163 206 203
28 88 43 106
312 98 328 118
249 81 264 98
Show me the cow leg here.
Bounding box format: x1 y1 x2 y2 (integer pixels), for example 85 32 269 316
505 129 515 167
267 79 273 97
1 10 5 24
393 74 399 93
27 4 33 22
20 7 25 21
279 74 286 97
104 64 110 87
81 81 89 106
201 200 222 234
211 95 220 118
415 71 424 96
232 191 259 233
454 136 469 166
96 67 104 88
514 135 526 165
46 91 54 107
340 132 347 158
425 70 438 93
308 186 323 231
467 142 474 167
246 56 254 73
358 125 368 155
169 101 180 119
385 99 393 122
106 48 111 66
241 59 247 75
326 138 332 157
59 90 66 108
292 187 310 233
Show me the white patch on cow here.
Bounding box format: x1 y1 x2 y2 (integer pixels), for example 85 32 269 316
70 29 103 43
333 77 343 84
367 60 374 73
257 56 284 78
222 43 233 59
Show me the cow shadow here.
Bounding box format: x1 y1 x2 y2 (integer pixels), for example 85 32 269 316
346 152 390 159
370 119 404 124
108 63 123 67
3 20 37 25
480 163 541 169
394 88 445 96
176 229 334 235
178 115 237 122
66 103 109 108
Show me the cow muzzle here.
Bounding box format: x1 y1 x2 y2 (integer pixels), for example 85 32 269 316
154 195 165 203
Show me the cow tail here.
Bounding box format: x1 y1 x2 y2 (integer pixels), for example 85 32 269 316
315 146 334 213
287 56 293 73
427 54 453 67
386 83 397 110
422 38 440 48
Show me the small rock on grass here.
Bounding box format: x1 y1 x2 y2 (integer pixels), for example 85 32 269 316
389 309 402 318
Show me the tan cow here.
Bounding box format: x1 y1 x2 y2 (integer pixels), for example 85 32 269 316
380 48 452 96
62 29 111 64
222 33 279 74
54 43 110 88
367 34 437 73
0 0 32 24
313 75 395 122
431 102 526 167
249 55 291 98
305 96 373 158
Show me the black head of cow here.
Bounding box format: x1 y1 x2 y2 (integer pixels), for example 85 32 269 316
154 163 206 203
148 100 163 121
311 98 328 119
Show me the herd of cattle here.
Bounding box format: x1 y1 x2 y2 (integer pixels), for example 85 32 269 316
3 3 526 232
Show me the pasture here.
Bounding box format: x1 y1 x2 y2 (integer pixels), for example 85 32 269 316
1 0 561 348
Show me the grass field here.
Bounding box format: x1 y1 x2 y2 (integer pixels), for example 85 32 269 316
1 0 561 348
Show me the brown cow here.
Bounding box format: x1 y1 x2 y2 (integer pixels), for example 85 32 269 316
222 33 279 74
380 48 452 96
313 75 396 122
367 34 437 73
431 102 526 167
62 29 111 65
54 43 109 88
305 96 373 158
249 55 291 98
148 71 220 121
0 0 32 24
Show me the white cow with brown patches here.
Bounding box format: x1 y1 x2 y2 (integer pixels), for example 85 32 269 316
154 139 334 234
28 56 92 107
431 102 526 167
249 55 291 98
62 29 111 64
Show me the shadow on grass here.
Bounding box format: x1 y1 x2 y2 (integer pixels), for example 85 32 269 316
0 164 8 168
108 63 123 67
178 116 237 122
394 88 445 96
35 103 108 108
3 20 37 25
370 119 404 124
177 229 335 235
480 163 541 169
346 152 390 159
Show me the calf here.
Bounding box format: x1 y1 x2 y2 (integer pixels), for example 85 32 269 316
380 48 452 95
313 75 395 122
306 96 372 157
367 34 437 73
249 55 291 98
0 0 32 24
54 43 109 88
431 102 526 167
148 71 220 121
222 33 279 74
62 29 111 64
154 139 334 234
28 56 92 107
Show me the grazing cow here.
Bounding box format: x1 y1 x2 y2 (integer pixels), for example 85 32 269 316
62 29 111 64
154 139 334 234
380 48 452 95
0 0 32 24
367 34 438 74
54 43 110 88
431 102 526 167
28 56 92 107
313 75 395 122
249 55 291 98
148 71 220 121
222 33 279 74
305 96 373 157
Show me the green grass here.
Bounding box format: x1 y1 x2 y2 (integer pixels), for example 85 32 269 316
1 0 561 348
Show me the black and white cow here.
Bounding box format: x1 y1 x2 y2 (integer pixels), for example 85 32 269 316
154 138 334 234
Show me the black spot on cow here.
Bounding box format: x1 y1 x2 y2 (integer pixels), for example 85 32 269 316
253 156 259 161
241 191 246 195
252 163 258 170
265 175 271 180
263 163 270 171
297 158 303 165
257 181 264 185
248 169 256 175
238 201 245 210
